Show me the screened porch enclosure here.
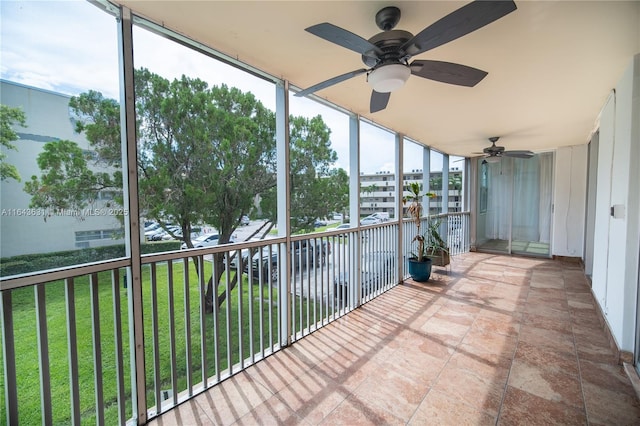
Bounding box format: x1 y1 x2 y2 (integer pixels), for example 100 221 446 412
0 2 474 424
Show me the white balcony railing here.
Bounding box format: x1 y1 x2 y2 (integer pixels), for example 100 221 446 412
0 213 469 425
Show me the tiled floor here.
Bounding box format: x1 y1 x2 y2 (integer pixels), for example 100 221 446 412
149 252 640 425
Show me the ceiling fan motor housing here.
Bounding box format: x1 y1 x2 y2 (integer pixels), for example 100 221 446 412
362 30 413 67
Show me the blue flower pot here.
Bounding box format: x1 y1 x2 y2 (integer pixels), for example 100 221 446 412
408 258 432 282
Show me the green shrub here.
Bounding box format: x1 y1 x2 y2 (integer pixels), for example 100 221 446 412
0 241 182 277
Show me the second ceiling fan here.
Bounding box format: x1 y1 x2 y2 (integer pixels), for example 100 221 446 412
295 1 517 113
477 137 534 163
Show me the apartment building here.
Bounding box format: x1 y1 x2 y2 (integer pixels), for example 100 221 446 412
360 168 463 218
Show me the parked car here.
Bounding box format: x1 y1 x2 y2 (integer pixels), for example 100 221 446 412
162 227 203 241
232 239 330 282
180 233 234 249
328 223 352 238
314 219 328 228
329 223 351 231
144 223 163 239
360 216 381 226
160 225 183 240
148 225 178 241
240 215 250 226
367 212 390 222
144 221 159 231
334 251 395 307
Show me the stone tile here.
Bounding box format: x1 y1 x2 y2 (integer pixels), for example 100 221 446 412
419 315 471 347
471 315 521 337
234 395 305 426
194 372 274 425
275 368 348 424
514 340 579 377
433 363 506 417
319 394 405 425
435 303 479 326
413 336 455 361
522 312 574 335
498 385 587 425
352 368 429 420
246 350 313 393
507 359 583 409
317 357 380 393
527 287 568 301
446 347 512 384
579 359 638 397
518 324 576 355
524 303 572 320
574 336 617 364
461 328 519 358
153 400 215 425
582 381 640 425
380 345 447 388
529 278 565 290
410 389 496 425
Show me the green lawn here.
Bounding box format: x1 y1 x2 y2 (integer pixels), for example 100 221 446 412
1 260 329 425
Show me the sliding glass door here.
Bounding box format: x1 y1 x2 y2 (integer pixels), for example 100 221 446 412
476 152 553 257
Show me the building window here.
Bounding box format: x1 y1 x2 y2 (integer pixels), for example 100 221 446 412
75 229 121 242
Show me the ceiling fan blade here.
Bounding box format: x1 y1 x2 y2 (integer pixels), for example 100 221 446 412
295 68 368 97
401 1 517 57
305 23 383 59
411 60 488 87
504 150 535 158
370 91 390 113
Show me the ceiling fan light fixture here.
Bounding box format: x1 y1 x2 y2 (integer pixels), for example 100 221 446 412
367 64 410 93
485 156 502 163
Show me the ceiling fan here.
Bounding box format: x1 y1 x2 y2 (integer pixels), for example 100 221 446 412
295 1 517 113
477 137 534 163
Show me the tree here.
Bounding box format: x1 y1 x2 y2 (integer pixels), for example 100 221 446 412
24 140 120 216
322 168 349 219
449 172 462 191
26 68 344 310
0 104 26 182
249 115 349 234
361 183 377 198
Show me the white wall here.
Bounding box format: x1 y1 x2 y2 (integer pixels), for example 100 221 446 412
590 54 640 352
552 145 588 257
0 81 123 258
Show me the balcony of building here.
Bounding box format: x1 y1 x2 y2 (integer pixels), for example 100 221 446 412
1 1 639 425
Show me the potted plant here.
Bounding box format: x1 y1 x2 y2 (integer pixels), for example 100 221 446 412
424 218 450 267
403 182 436 282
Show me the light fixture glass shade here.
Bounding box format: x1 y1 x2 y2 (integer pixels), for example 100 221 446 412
368 64 410 93
485 156 502 163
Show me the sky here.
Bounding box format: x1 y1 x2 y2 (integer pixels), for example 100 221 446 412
0 0 456 174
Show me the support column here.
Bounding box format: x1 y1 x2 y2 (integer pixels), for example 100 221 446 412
117 7 146 424
396 133 404 283
349 115 361 308
275 81 291 347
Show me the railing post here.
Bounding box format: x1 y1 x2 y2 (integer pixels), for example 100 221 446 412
35 284 53 425
1 290 18 425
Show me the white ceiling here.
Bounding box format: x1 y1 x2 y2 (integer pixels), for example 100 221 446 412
114 1 639 157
